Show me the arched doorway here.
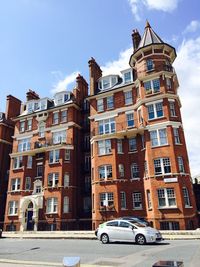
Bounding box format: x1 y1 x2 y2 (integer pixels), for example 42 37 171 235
25 202 34 231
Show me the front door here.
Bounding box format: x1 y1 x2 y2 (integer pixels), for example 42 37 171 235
26 202 34 231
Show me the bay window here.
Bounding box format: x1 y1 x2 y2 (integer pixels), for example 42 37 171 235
157 188 176 208
46 197 58 213
154 158 171 175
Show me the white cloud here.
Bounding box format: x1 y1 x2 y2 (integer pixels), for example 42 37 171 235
51 71 79 94
174 36 200 176
128 0 179 21
101 47 132 75
183 20 200 34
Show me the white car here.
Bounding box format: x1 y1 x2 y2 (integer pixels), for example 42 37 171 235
96 219 163 245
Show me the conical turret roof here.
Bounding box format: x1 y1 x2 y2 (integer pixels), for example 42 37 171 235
138 21 164 49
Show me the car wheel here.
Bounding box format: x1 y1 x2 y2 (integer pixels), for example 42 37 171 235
136 234 146 245
101 233 109 244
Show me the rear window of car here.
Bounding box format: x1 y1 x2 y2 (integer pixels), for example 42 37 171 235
106 221 118 227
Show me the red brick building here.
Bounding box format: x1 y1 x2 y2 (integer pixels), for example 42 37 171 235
88 22 198 230
0 96 21 228
4 75 91 231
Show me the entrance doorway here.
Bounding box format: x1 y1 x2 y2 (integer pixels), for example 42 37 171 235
26 202 34 231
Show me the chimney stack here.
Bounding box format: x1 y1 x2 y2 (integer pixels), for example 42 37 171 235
26 89 40 101
132 29 141 51
5 95 21 120
88 57 102 95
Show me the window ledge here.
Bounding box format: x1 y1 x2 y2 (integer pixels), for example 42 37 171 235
175 143 182 146
131 178 140 181
152 144 169 148
128 151 138 154
185 206 193 208
158 207 178 210
117 152 124 154
132 208 143 210
8 214 18 217
49 162 60 165
148 116 164 121
98 153 112 157
12 167 24 171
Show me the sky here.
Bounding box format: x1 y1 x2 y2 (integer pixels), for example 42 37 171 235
0 0 200 176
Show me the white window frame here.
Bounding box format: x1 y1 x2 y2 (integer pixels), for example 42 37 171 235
117 139 123 153
182 187 191 207
132 192 142 210
52 130 66 144
106 96 114 109
118 164 125 178
61 110 67 123
49 150 60 164
63 196 69 213
19 121 25 133
124 90 133 105
150 128 168 147
27 119 32 131
11 178 20 191
8 201 18 215
46 197 58 214
99 165 112 180
146 190 152 209
173 128 180 144
53 112 59 124
126 112 134 127
120 191 126 209
100 192 114 207
13 156 23 169
97 99 104 112
129 138 137 151
144 78 160 94
169 101 176 117
64 173 70 187
147 102 163 120
178 156 185 173
98 118 115 135
65 149 70 161
18 138 31 152
154 158 171 175
146 59 154 71
131 163 139 178
27 156 32 168
157 188 176 208
25 177 31 190
48 173 59 187
98 140 111 155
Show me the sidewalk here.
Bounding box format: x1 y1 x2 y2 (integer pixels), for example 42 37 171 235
2 229 200 240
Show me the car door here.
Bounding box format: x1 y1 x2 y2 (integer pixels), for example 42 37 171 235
105 220 119 241
117 221 135 242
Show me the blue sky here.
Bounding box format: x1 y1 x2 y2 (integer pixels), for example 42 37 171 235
0 0 200 176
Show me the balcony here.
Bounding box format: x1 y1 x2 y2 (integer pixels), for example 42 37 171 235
91 123 145 139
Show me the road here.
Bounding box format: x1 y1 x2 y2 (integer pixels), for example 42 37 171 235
0 238 200 266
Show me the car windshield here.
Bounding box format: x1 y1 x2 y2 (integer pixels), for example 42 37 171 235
130 221 146 227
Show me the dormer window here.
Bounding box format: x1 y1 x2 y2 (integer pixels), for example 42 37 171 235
26 99 48 113
146 59 154 71
54 91 71 106
121 69 133 84
98 75 118 90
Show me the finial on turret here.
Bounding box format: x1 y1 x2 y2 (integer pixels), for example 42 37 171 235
145 20 151 28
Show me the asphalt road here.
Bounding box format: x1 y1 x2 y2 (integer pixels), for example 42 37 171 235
0 238 200 266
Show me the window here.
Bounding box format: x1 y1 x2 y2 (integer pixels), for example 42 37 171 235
117 139 123 153
150 129 167 147
27 156 32 168
84 176 91 192
106 96 114 109
144 161 148 177
169 101 176 117
182 187 191 207
11 178 20 191
52 130 66 144
99 165 112 179
36 164 43 177
48 173 59 187
18 138 31 152
173 128 180 144
154 158 171 175
146 59 154 71
63 196 69 213
8 201 18 215
120 192 126 209
98 140 111 155
141 135 145 149
147 190 152 209
98 118 115 135
27 119 32 131
124 71 132 84
13 156 23 169
35 185 41 194
98 76 118 90
160 221 179 230
147 102 163 120
85 155 91 171
166 77 172 90
144 79 160 94
49 150 60 164
83 197 91 212
53 112 59 124
46 197 58 213
38 124 45 138
25 177 31 190
64 173 70 187
61 110 67 123
118 164 124 178
124 91 133 105
65 149 70 161
157 188 176 208
19 121 25 132
54 92 70 105
129 138 137 151
126 113 134 127
178 156 185 173
97 99 104 112
132 192 142 209
100 192 114 207
131 163 139 178
84 135 90 150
